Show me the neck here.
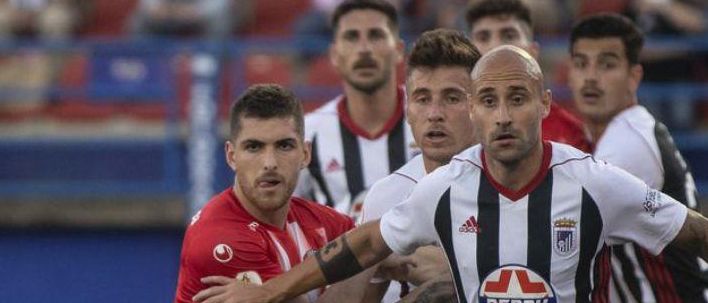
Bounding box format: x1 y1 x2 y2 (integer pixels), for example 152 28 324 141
585 121 609 145
342 81 398 136
586 98 637 144
484 141 544 191
233 186 289 229
423 157 446 174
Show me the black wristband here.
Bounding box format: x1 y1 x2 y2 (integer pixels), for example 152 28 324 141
314 234 365 283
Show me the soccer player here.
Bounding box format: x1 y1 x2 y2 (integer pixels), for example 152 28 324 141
193 46 708 303
568 13 707 302
294 0 416 219
356 28 481 302
173 84 354 303
466 0 592 152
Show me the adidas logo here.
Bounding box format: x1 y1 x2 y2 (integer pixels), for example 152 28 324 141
325 159 342 173
459 215 480 233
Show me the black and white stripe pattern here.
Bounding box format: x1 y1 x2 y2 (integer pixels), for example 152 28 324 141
380 142 688 303
297 94 417 214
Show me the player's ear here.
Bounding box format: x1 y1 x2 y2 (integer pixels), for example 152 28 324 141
301 140 312 169
225 140 237 171
541 89 551 118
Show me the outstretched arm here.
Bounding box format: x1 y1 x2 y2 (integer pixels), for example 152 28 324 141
671 208 708 261
194 220 393 303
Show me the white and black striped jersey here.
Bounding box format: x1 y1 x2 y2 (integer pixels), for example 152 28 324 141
295 89 418 216
360 154 426 302
380 142 688 303
594 105 706 303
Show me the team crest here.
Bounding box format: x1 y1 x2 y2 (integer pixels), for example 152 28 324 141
478 264 556 303
553 218 577 256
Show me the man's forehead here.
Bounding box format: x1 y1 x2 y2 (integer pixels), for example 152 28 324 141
408 67 470 90
474 76 532 92
572 37 625 57
473 14 524 30
236 117 298 138
336 9 391 32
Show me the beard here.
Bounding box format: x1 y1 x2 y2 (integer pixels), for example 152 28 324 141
344 64 392 95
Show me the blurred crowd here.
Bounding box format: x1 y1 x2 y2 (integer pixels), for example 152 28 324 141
0 0 706 128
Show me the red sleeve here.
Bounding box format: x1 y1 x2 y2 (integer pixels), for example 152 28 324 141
173 225 283 303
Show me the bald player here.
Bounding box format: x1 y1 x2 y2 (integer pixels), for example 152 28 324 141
193 46 708 303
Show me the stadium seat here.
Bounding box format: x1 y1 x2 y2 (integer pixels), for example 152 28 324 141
243 0 310 36
243 54 293 86
80 0 139 37
306 55 340 86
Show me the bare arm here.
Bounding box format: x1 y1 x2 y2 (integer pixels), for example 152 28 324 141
194 220 392 303
670 208 708 261
315 267 377 303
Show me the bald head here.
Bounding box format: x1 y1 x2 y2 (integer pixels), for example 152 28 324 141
471 45 543 94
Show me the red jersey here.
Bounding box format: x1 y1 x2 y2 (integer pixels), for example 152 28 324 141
174 189 354 303
542 103 591 152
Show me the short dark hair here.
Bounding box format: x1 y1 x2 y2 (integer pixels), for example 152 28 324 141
229 84 304 139
570 13 644 65
465 0 532 32
331 0 399 34
407 29 481 75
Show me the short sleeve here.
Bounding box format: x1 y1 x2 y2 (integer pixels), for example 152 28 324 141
589 162 687 255
360 174 417 224
380 169 449 255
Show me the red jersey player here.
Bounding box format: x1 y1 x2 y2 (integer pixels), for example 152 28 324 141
174 84 354 303
465 0 592 152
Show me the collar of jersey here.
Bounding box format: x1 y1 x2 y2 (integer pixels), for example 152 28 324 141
480 141 552 202
337 87 405 140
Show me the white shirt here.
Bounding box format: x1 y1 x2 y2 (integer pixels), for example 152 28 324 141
380 142 687 303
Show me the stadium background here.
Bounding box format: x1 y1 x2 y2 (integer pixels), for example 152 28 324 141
0 0 706 302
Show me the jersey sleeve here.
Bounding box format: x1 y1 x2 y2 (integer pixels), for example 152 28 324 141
587 161 687 255
379 168 449 255
360 173 417 224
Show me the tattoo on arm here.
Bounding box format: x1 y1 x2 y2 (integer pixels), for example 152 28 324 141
314 234 364 284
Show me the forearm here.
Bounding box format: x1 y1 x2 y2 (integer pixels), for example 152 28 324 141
671 208 708 261
263 220 392 301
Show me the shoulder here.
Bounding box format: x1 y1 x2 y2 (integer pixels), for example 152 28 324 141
448 144 485 176
597 106 657 154
291 197 354 229
549 142 594 169
361 156 425 221
304 97 342 138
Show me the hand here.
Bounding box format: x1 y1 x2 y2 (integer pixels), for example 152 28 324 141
374 254 416 282
405 246 448 286
193 276 277 303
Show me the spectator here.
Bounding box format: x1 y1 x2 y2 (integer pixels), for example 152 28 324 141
128 0 244 39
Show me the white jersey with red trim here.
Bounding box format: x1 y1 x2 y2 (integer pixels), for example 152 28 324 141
379 142 688 303
359 154 426 302
594 105 706 303
295 89 418 218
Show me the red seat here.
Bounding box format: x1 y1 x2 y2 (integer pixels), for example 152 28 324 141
306 55 340 86
243 54 293 86
80 0 139 37
243 0 310 36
